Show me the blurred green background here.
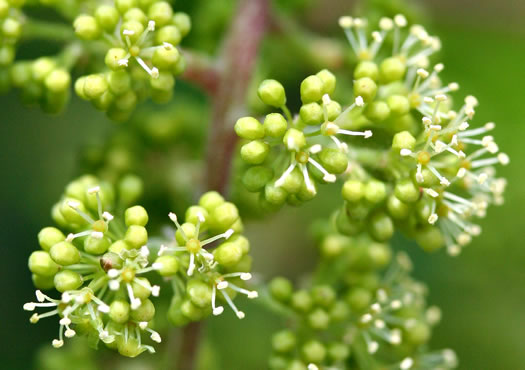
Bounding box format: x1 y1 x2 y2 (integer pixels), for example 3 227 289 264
1 0 524 369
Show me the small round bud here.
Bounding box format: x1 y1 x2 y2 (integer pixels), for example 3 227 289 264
235 117 265 140
312 285 336 307
187 280 212 308
120 20 144 44
152 46 180 70
73 15 101 40
118 175 143 206
328 342 350 362
281 167 302 194
272 330 296 353
240 140 270 164
269 277 293 302
50 241 80 266
211 202 239 231
148 1 173 27
264 183 288 206
2 18 21 39
380 57 406 82
318 148 348 174
404 320 431 345
392 131 416 152
84 236 111 255
38 227 65 251
395 178 420 203
387 195 411 220
156 25 181 46
353 77 377 102
387 95 410 116
125 205 149 226
130 298 155 322
213 242 243 267
199 191 224 212
32 58 55 82
115 0 137 13
54 270 83 292
325 100 342 121
291 290 312 312
302 340 326 364
364 180 386 203
316 69 336 95
173 12 191 37
258 79 286 107
107 70 132 95
320 234 348 257
44 69 71 93
124 225 148 249
117 337 142 358
32 274 55 290
299 103 323 125
263 113 287 138
283 128 306 151
308 308 330 330
415 227 444 252
155 255 179 276
132 277 152 300
355 61 379 80
364 101 390 122
110 300 130 324
105 48 128 70
342 180 364 202
95 5 120 31
300 75 323 103
368 212 394 242
330 301 350 322
242 166 273 192
28 251 59 277
83 74 108 100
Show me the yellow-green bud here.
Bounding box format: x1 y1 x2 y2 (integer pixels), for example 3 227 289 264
258 79 286 107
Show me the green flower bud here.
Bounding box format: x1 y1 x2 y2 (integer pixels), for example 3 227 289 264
105 48 128 70
387 194 410 220
330 301 350 322
288 360 307 370
180 299 208 321
302 340 326 364
118 174 143 205
120 20 144 44
235 117 265 140
115 0 136 13
316 69 336 95
95 5 120 32
380 57 406 82
109 300 130 324
199 191 224 212
125 205 149 226
353 77 377 102
281 167 302 194
43 69 71 93
132 277 152 300
318 148 348 174
364 180 386 203
242 166 273 192
32 58 55 82
83 74 108 100
367 242 392 268
240 140 269 165
50 241 80 266
264 183 288 206
28 251 59 277
368 212 394 242
187 279 212 308
211 202 239 231
312 285 336 307
54 270 83 292
32 274 55 290
155 255 179 276
395 178 420 203
300 75 323 103
291 290 312 312
130 298 155 322
0 45 14 67
346 287 372 312
0 0 8 18
124 225 148 249
123 8 148 24
109 240 129 254
2 18 21 39
416 227 444 252
269 277 293 302
74 77 87 100
405 320 431 345
392 131 416 152
117 337 142 358
283 128 306 151
38 227 65 251
334 209 363 236
308 308 330 330
342 180 364 202
84 236 111 255
354 61 379 80
156 25 181 46
73 15 101 40
272 330 296 353
325 100 342 121
299 102 323 125
185 206 209 228
152 46 180 70
107 70 131 96
387 95 410 116
173 12 191 37
213 242 243 267
258 79 286 107
328 342 350 362
151 72 175 93
10 62 31 88
148 1 172 26
320 234 349 257
263 113 287 138
364 101 390 122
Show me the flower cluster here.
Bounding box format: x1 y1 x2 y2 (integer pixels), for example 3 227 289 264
73 0 190 120
158 191 257 325
0 0 23 70
266 232 457 370
25 175 163 357
236 71 372 210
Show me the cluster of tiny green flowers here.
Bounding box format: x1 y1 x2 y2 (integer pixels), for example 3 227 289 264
236 71 373 210
160 191 257 325
266 232 457 370
25 175 163 357
329 14 509 255
73 0 190 121
0 0 23 71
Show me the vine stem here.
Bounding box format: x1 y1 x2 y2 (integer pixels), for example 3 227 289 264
173 1 270 370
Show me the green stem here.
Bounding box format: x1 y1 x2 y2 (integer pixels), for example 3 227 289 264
22 20 76 42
